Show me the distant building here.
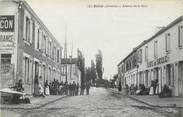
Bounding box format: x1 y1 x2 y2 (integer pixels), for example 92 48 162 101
61 58 81 85
117 15 183 97
0 0 63 94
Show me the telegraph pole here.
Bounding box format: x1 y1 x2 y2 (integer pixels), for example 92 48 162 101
64 24 68 82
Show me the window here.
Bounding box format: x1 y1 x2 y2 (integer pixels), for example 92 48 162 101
154 41 158 58
145 46 148 61
24 16 33 44
42 34 46 53
165 33 170 52
138 49 142 63
49 41 51 57
54 46 56 61
178 26 183 48
52 44 54 59
25 17 30 42
1 54 11 64
46 37 49 56
37 29 40 49
39 30 42 50
24 57 29 83
57 49 60 62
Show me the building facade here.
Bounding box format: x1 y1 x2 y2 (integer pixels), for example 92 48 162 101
117 16 183 97
61 58 81 85
0 0 63 94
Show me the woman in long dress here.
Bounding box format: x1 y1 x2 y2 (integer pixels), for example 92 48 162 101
34 75 39 96
44 80 50 95
149 80 154 95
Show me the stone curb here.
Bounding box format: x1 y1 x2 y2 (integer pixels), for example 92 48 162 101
109 88 183 109
0 95 67 110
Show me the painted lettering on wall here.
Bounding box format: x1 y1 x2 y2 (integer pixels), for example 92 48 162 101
147 56 169 67
0 15 14 32
0 34 14 42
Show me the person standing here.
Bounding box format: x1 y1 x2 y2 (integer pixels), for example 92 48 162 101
86 82 91 95
76 83 79 96
69 83 72 96
44 80 50 96
64 82 68 95
72 81 76 96
80 83 85 95
34 75 39 96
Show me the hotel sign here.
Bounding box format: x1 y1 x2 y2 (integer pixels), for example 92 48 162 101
0 15 14 32
147 56 169 68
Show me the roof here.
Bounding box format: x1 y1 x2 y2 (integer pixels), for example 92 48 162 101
136 15 183 50
117 15 183 66
61 58 78 64
117 48 137 66
16 0 63 49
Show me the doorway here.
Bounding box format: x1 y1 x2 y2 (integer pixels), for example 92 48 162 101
178 61 183 96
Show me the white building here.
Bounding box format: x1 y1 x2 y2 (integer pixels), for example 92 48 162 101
0 0 63 94
117 15 183 97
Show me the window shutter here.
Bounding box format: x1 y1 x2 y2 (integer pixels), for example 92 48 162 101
34 24 38 49
39 30 42 50
30 20 33 43
23 15 26 40
180 26 183 47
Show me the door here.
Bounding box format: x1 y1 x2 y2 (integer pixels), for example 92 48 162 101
178 61 183 96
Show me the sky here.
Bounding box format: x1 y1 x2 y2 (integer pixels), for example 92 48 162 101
26 0 183 80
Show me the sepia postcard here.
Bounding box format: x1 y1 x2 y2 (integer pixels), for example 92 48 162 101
0 0 183 117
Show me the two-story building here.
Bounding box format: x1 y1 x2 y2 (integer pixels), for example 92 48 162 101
0 0 63 94
117 15 183 96
136 16 183 96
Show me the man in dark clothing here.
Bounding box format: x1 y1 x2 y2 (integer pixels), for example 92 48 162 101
69 83 72 96
80 83 85 95
72 81 76 96
16 79 24 92
64 82 68 95
76 83 79 96
86 82 91 95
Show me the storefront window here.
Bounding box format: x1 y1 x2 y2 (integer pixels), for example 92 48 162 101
1 54 11 64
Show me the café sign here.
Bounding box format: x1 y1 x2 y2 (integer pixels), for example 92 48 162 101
0 15 14 32
147 56 169 68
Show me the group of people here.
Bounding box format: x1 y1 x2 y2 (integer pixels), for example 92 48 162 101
48 79 80 96
34 76 91 97
124 79 172 98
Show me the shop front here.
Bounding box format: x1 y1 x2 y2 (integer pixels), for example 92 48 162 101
0 15 16 89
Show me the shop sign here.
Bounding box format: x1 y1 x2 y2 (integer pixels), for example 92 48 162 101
0 33 14 42
147 56 169 67
0 15 14 32
0 47 13 52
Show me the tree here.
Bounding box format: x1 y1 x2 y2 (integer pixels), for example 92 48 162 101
77 49 85 88
95 50 103 79
90 60 97 84
86 67 92 82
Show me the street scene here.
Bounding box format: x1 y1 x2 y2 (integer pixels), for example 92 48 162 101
0 0 183 117
1 87 182 117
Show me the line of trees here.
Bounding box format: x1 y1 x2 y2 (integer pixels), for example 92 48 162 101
85 50 104 85
77 49 104 86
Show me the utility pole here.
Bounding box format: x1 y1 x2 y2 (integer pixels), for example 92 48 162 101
64 24 68 82
69 40 73 82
